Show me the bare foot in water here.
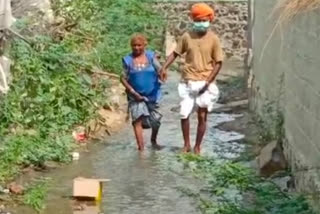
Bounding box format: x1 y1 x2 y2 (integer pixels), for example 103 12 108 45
182 146 191 153
138 142 145 151
138 147 144 151
151 140 164 150
194 146 201 155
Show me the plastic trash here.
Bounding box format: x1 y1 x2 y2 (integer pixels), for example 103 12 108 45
72 152 80 161
72 127 87 142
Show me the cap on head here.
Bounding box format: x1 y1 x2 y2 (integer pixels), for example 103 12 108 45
190 3 215 21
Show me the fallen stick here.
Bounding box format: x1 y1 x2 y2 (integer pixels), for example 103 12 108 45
7 28 31 44
92 70 120 78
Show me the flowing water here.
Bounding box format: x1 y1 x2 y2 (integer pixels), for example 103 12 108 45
14 72 245 214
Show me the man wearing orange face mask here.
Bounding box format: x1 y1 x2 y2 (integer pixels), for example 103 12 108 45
160 3 224 155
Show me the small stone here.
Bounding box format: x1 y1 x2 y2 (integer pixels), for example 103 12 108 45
103 103 114 111
178 22 187 30
8 182 24 195
272 176 292 192
73 204 85 211
21 166 34 173
2 189 9 194
258 141 287 177
43 161 60 169
170 106 179 113
110 95 121 108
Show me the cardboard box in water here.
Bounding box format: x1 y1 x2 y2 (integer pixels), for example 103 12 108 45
73 177 110 201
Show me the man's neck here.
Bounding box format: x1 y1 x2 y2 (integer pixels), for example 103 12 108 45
194 30 209 38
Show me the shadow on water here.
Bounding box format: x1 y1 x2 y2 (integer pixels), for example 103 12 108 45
13 72 246 214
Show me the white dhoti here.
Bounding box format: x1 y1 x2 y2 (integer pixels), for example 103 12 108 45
178 81 219 119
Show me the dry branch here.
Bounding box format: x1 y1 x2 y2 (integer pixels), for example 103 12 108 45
259 0 320 62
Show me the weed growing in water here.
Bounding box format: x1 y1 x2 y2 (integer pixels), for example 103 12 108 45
255 101 284 143
177 154 315 214
23 178 50 212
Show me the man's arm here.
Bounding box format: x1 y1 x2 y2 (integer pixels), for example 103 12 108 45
153 55 161 74
199 61 223 94
207 61 222 83
159 52 179 81
199 33 224 94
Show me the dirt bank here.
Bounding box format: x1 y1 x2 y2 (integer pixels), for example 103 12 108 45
86 74 128 140
0 75 128 213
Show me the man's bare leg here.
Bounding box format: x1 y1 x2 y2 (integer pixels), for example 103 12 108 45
194 108 208 154
133 118 144 151
181 118 191 153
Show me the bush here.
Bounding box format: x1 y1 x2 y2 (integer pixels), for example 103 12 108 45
0 0 165 183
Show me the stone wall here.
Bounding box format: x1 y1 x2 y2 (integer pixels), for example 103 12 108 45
154 0 248 61
251 0 320 208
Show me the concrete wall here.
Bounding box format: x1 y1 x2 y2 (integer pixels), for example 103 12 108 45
155 0 248 61
11 0 53 21
251 0 320 206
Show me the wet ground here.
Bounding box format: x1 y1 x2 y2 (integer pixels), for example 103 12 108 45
11 70 249 214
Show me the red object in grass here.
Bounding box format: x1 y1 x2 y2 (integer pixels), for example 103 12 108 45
73 131 87 142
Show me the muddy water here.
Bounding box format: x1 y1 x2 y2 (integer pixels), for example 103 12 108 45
14 72 245 214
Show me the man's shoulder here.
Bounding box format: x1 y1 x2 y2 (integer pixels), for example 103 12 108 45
179 31 192 39
207 31 220 40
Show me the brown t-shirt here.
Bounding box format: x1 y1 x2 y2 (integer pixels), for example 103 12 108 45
175 31 224 81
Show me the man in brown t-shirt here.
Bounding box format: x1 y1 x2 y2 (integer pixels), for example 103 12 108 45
160 3 224 154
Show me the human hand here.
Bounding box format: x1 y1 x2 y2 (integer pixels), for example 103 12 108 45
159 67 168 82
133 91 145 102
199 82 209 95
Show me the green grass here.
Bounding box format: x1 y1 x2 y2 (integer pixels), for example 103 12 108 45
23 179 50 212
0 0 164 182
254 101 284 143
177 154 315 214
0 134 72 181
92 0 165 73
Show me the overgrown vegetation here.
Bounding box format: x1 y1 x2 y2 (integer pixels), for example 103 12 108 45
52 0 164 73
0 135 72 180
254 73 285 143
0 0 164 182
23 179 50 212
255 101 284 142
178 154 315 214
